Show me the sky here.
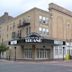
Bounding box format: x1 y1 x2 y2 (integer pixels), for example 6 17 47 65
0 0 72 17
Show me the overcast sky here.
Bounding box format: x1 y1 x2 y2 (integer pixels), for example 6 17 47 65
0 0 72 17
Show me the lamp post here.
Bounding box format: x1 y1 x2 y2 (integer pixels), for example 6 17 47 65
14 47 16 61
69 39 72 59
63 47 65 60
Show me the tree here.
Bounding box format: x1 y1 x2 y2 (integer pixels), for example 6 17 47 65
0 43 9 59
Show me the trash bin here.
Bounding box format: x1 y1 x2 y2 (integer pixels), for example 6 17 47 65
65 53 70 60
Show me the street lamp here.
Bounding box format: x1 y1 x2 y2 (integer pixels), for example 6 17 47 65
14 47 16 61
63 47 65 60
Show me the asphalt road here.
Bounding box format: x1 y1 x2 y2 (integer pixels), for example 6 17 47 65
0 61 72 72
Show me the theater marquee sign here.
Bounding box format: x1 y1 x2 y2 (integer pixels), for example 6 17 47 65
24 32 42 43
9 33 58 45
25 37 42 42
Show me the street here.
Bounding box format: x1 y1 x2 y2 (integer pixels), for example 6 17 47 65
0 60 72 72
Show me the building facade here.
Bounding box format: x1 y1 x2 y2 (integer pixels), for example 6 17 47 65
0 3 72 61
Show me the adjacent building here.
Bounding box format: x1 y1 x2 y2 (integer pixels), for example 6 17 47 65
0 3 72 61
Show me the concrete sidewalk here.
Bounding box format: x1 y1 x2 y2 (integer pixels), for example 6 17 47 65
0 59 72 64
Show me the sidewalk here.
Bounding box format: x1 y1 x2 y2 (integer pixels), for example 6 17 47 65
0 59 72 64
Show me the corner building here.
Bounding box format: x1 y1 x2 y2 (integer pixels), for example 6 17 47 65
1 3 72 61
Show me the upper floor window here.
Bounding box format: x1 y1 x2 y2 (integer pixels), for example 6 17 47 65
10 26 12 30
17 30 21 38
7 25 9 31
39 16 42 19
12 32 16 39
27 16 31 22
7 34 8 39
26 27 28 36
2 38 3 43
29 26 31 34
43 17 45 23
45 18 48 24
66 23 70 29
39 16 48 24
43 28 45 33
19 20 21 25
46 29 49 35
39 27 42 31
39 16 42 23
39 27 42 34
13 22 15 29
39 27 49 35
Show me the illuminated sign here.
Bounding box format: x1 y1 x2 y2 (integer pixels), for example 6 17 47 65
54 40 63 45
25 37 42 42
10 40 17 45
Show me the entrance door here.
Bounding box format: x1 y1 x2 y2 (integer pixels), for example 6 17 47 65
46 49 50 59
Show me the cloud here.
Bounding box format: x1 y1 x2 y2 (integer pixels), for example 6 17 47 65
0 0 72 16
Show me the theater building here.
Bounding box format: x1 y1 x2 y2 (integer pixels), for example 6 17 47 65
0 3 72 61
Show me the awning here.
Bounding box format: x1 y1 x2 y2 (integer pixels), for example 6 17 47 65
8 32 64 46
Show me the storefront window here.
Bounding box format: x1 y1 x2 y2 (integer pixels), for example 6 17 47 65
24 48 32 59
36 49 50 59
55 47 58 55
59 48 62 55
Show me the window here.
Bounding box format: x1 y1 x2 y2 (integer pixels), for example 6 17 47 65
70 49 72 55
7 34 8 39
39 16 49 24
39 27 42 33
46 18 48 24
23 19 26 24
67 49 70 54
46 29 49 35
39 27 49 35
43 28 45 33
7 25 9 31
13 22 15 29
39 27 42 31
59 48 62 55
43 17 45 23
36 49 50 59
19 20 21 25
24 48 32 59
27 16 31 22
55 47 58 55
12 32 16 39
29 26 31 34
39 16 42 20
10 26 12 30
39 16 42 23
19 30 21 37
17 30 21 38
46 29 48 32
26 27 28 35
